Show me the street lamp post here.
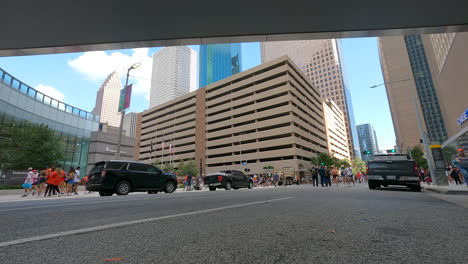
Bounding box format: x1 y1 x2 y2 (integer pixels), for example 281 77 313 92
370 78 441 185
115 62 141 159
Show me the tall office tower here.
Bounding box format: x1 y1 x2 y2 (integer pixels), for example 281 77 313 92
149 46 197 108
261 40 360 158
123 112 138 138
322 99 350 160
357 123 379 161
199 43 242 87
92 71 122 127
378 35 447 151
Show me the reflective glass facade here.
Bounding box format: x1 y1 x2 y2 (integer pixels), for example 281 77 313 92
199 43 242 87
336 39 361 158
0 68 100 172
404 35 447 143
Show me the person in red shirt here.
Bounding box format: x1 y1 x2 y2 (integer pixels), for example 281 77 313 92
44 167 62 197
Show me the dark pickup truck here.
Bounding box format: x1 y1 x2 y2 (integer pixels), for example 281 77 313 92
367 154 421 192
204 170 254 191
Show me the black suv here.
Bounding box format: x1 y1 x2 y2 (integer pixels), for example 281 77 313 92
86 160 177 196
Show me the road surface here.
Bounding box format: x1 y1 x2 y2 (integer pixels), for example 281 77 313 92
0 184 466 264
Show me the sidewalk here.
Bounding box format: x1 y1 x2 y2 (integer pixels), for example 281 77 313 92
421 182 468 195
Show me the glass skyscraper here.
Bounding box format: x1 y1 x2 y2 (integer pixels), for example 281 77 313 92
199 44 242 87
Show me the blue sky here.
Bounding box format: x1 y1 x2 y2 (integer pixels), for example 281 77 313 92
0 38 395 150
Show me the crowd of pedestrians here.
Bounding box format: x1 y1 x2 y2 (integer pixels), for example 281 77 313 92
309 166 365 187
21 166 81 197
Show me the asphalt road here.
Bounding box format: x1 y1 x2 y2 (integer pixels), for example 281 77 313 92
0 184 467 264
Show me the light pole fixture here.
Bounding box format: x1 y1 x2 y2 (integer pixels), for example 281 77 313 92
115 62 140 159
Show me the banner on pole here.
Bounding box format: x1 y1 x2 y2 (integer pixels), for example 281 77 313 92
118 84 133 112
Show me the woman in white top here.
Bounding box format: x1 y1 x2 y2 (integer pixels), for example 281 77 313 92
21 168 35 197
72 167 81 195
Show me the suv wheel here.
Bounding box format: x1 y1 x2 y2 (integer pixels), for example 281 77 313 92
225 181 232 190
115 181 131 195
148 191 158 194
209 187 216 191
410 185 421 192
99 190 113 196
164 181 176 193
248 181 253 189
368 181 376 190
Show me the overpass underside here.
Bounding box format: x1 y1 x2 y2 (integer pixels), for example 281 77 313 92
1 0 468 56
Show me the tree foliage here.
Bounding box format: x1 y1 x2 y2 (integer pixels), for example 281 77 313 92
351 158 366 174
442 146 458 164
178 159 198 177
409 145 428 169
312 153 334 166
0 122 64 170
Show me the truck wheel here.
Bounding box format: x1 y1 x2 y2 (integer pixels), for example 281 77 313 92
368 181 376 190
410 185 421 192
209 187 216 191
225 181 232 190
248 181 253 189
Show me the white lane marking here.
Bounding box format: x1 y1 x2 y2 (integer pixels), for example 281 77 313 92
0 197 293 247
0 193 217 212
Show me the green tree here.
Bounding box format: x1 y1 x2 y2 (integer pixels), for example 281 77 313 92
312 153 334 167
410 145 428 169
178 159 198 177
351 158 366 174
0 122 64 169
161 162 175 172
335 158 350 168
442 146 457 164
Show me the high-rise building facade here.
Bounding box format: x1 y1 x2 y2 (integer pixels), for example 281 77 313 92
149 46 197 108
378 35 448 151
138 56 327 175
261 39 360 158
403 35 447 143
0 67 100 173
199 43 242 87
92 71 122 127
123 112 138 138
357 123 379 161
322 99 350 160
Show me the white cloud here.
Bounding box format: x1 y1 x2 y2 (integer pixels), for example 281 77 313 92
68 48 153 97
35 84 65 101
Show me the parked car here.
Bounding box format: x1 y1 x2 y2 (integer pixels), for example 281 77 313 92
86 160 177 196
204 170 254 191
367 154 421 191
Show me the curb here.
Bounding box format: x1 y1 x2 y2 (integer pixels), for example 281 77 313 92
422 186 468 195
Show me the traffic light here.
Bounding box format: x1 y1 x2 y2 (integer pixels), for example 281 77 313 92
362 150 371 155
386 149 396 153
244 168 250 173
320 162 325 165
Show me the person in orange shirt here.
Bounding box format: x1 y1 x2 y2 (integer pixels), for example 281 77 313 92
56 166 66 194
44 167 61 197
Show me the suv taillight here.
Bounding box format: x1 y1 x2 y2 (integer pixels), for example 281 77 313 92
218 175 223 182
413 164 419 174
366 164 369 174
101 170 107 177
